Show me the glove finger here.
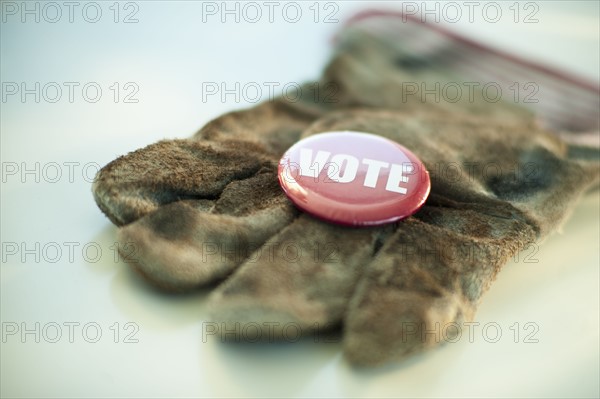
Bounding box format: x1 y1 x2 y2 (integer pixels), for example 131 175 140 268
342 202 536 366
193 97 322 156
93 138 272 226
207 215 393 338
117 170 298 291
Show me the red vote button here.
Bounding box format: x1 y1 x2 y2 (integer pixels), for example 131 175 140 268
278 131 431 226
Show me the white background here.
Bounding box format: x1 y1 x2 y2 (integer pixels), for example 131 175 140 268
1 1 599 397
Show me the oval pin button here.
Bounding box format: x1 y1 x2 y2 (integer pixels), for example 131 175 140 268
278 131 431 226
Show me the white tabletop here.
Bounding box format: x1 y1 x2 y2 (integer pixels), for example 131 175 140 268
2 1 599 397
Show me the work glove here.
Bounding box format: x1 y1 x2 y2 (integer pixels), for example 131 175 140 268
93 13 599 366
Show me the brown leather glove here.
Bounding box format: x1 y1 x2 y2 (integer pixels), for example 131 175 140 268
92 17 599 366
